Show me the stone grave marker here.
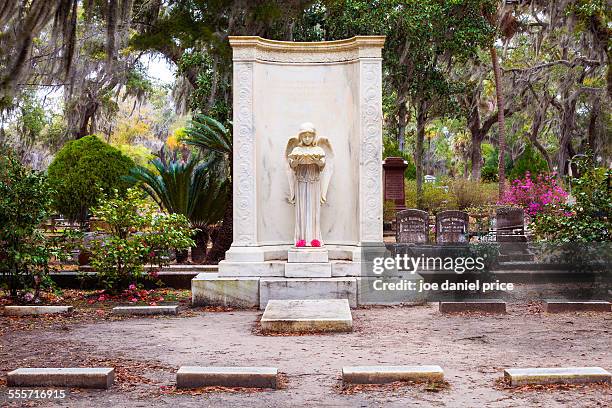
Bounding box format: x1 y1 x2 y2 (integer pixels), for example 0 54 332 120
396 209 429 244
436 210 469 244
496 207 526 242
383 157 409 211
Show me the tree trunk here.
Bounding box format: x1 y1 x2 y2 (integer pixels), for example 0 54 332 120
469 132 484 181
415 100 426 209
191 227 209 264
490 46 506 197
204 190 233 264
398 102 407 152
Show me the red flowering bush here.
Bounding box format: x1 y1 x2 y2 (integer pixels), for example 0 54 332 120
296 240 306 247
310 239 321 247
500 172 568 217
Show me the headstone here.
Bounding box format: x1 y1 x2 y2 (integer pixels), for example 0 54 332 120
383 157 408 211
496 207 526 242
424 175 436 183
436 210 469 244
396 209 429 243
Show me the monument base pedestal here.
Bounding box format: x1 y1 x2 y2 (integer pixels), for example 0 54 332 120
191 272 428 309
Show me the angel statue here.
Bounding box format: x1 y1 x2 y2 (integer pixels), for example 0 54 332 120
285 122 334 247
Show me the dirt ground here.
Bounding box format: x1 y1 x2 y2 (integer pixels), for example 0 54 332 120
1 284 611 408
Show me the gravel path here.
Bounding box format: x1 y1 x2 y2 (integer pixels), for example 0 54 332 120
1 290 611 407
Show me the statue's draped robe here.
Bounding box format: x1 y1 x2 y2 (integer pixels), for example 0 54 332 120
294 163 322 244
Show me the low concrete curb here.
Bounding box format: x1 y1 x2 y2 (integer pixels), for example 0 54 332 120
544 300 611 313
504 367 611 386
342 365 444 384
111 305 179 315
7 368 115 389
176 366 278 389
439 300 506 314
3 306 73 316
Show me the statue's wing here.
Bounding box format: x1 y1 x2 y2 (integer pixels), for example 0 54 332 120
318 137 334 203
285 136 300 203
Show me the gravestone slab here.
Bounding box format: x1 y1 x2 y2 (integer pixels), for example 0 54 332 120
342 365 444 384
436 210 469 244
260 299 352 332
396 209 429 244
7 368 114 389
504 367 611 386
176 366 278 389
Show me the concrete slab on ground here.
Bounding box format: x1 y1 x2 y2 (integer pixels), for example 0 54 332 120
504 367 611 386
260 299 352 333
342 365 444 384
439 300 506 314
544 300 611 313
176 366 277 388
7 368 114 389
111 305 178 315
3 306 73 316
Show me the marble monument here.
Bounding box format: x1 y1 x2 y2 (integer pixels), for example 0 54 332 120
192 36 388 308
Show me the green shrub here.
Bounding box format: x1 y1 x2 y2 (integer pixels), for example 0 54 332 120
481 166 498 182
449 179 499 210
88 188 195 293
0 149 78 301
383 136 416 179
509 145 549 181
48 135 135 224
405 180 455 213
532 158 611 242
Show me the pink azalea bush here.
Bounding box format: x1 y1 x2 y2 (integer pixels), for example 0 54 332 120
500 172 568 217
296 240 307 247
311 239 321 247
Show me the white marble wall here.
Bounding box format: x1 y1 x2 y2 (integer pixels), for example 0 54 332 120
227 36 384 261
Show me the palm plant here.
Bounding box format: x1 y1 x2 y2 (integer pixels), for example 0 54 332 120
183 114 233 264
127 148 228 263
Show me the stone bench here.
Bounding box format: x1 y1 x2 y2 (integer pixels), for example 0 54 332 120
176 366 278 389
504 367 611 386
439 300 506 314
111 305 179 315
544 300 611 313
342 365 444 384
7 368 115 389
3 306 73 316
